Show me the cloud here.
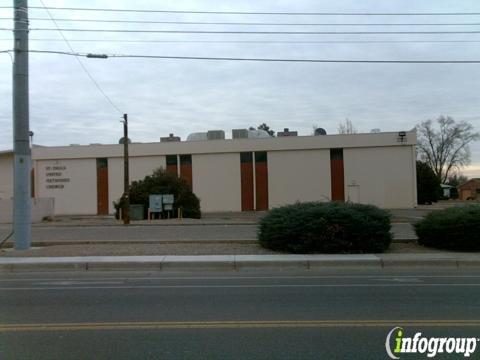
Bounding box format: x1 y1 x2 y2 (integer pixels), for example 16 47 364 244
0 0 479 176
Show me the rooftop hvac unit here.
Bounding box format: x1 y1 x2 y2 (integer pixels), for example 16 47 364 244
207 130 225 140
232 129 248 139
186 132 208 141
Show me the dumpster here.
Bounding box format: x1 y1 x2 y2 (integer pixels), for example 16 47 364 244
129 204 144 220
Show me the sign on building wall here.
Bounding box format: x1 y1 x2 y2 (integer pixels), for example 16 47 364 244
44 162 70 190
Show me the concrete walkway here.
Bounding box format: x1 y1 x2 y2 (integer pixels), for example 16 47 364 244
0 252 479 272
11 207 434 227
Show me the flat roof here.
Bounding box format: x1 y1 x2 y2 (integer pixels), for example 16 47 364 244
31 131 416 160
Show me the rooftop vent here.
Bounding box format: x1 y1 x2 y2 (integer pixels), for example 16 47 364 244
277 128 298 137
118 137 131 144
160 133 181 142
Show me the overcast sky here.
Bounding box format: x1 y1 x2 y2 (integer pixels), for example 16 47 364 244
0 0 479 177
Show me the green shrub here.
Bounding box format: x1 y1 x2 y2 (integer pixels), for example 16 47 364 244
258 202 392 253
125 168 201 219
415 205 480 251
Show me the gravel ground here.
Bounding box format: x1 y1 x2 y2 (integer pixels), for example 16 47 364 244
0 243 277 257
0 242 448 257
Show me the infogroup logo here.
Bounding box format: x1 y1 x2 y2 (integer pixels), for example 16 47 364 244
385 327 479 359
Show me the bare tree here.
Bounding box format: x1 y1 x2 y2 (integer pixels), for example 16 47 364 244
416 116 479 183
447 173 468 187
338 118 357 134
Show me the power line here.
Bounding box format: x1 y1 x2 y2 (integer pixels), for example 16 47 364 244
5 6 480 16
37 0 123 114
6 17 480 26
0 49 13 62
21 28 480 35
26 49 480 63
3 38 480 44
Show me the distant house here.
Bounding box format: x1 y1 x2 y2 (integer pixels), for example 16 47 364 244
458 179 480 200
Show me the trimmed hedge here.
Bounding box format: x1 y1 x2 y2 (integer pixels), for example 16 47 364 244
126 168 201 219
258 202 392 254
415 205 480 251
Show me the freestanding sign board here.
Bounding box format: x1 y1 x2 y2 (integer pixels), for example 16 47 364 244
149 195 163 212
162 194 174 211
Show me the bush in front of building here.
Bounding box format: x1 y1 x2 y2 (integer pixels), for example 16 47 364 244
258 202 392 253
415 205 480 251
126 168 201 219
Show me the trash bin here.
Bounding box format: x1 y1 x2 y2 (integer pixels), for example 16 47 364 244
129 204 144 221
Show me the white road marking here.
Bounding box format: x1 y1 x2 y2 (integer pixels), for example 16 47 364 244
1 283 480 291
1 274 480 283
36 281 124 286
372 277 424 283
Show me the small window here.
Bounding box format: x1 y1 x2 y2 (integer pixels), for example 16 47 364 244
166 155 178 166
330 148 343 160
180 154 192 165
254 151 267 163
96 158 108 168
240 152 253 163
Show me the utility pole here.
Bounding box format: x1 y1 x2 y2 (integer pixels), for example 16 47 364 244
122 114 130 224
13 0 31 250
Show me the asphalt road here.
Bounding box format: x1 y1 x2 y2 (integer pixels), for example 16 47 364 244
1 269 479 359
0 223 415 243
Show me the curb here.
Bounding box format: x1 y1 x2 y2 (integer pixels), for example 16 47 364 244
0 239 258 248
2 221 414 228
1 254 479 273
0 239 416 248
27 222 258 228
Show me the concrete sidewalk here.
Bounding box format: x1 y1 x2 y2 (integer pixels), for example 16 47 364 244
12 207 434 227
1 252 479 272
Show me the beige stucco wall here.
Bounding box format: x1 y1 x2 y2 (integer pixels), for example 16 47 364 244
0 153 13 199
108 156 166 213
343 146 416 208
0 131 417 215
268 149 331 208
192 153 241 212
35 158 97 215
0 198 55 223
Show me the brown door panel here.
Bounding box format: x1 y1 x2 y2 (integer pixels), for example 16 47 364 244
96 167 109 215
255 162 269 211
330 158 345 202
180 164 193 189
240 162 254 211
